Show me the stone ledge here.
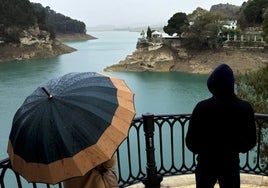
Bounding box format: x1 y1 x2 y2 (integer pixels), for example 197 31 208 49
126 174 268 188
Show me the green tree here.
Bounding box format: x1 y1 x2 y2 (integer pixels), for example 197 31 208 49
187 7 209 22
243 0 268 25
236 2 248 29
163 12 188 37
32 3 47 30
182 12 224 50
0 0 36 27
236 65 268 166
0 0 36 43
32 3 87 34
262 9 268 43
236 67 268 113
146 26 152 39
236 66 268 114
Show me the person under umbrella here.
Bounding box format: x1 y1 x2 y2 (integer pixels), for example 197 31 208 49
64 155 118 188
7 72 135 184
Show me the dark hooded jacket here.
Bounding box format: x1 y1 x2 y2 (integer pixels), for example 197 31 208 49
186 64 256 165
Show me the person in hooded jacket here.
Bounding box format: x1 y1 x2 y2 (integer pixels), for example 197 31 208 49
186 64 256 188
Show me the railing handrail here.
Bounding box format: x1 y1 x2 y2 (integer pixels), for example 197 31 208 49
1 113 268 188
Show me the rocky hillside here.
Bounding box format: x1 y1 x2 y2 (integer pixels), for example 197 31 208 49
210 3 241 18
104 43 268 74
0 26 76 62
0 0 94 62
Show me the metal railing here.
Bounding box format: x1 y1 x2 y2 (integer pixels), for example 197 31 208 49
1 113 268 188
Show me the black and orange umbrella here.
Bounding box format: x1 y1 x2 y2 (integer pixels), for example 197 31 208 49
7 72 135 184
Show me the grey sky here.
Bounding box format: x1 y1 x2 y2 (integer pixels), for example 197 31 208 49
29 0 246 27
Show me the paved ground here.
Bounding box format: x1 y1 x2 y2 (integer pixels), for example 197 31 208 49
126 174 268 188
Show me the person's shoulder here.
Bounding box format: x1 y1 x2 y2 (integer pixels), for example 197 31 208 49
196 97 213 105
235 97 254 110
235 97 251 105
193 98 213 111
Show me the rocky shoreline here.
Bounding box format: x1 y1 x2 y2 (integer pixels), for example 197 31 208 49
56 33 97 42
0 31 95 62
104 45 268 74
0 40 76 62
2 31 267 74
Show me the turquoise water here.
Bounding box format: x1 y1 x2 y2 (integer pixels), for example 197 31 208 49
0 31 210 160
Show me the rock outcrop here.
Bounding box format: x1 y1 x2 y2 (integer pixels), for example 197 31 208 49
105 44 181 72
104 41 268 74
0 26 76 62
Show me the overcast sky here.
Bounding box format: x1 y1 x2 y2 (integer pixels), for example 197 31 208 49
29 0 246 28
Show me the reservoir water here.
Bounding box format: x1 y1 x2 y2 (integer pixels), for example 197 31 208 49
0 31 210 160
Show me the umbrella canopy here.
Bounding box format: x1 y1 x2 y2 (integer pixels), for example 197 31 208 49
7 72 135 184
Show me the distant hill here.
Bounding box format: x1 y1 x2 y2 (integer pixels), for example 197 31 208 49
0 0 89 43
0 0 92 62
31 3 87 35
128 3 243 34
210 3 241 19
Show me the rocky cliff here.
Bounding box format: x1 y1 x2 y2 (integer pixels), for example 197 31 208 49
105 44 180 72
0 26 76 62
104 42 268 74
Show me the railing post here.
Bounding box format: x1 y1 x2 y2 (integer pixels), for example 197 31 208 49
142 113 163 188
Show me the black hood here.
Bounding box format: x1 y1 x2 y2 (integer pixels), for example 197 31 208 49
207 64 235 98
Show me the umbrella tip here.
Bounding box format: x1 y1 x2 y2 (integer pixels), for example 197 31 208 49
41 87 53 99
